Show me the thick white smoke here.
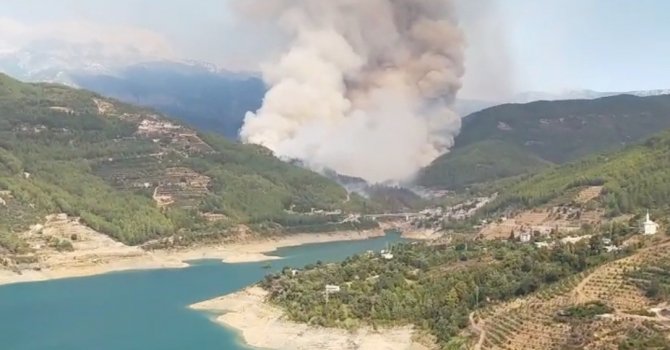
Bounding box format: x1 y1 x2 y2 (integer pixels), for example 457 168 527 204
239 0 465 183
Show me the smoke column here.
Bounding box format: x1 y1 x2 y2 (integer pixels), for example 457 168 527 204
239 0 465 183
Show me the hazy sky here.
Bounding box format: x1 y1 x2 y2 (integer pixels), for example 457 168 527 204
1 0 669 99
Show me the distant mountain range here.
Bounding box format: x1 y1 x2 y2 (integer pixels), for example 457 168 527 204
70 62 264 139
457 89 670 116
513 89 670 102
2 53 669 139
0 52 264 138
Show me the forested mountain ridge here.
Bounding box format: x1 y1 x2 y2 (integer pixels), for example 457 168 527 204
481 127 670 218
419 94 670 189
0 73 371 247
71 62 265 139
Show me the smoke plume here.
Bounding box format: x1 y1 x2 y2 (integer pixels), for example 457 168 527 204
239 0 465 183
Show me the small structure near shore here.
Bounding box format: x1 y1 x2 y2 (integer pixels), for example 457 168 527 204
380 249 394 260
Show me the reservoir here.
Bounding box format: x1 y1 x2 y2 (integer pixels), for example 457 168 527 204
0 232 404 350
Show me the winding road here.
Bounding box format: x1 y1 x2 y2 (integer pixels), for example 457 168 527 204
469 312 486 350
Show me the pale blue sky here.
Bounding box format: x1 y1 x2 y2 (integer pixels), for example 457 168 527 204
498 0 670 94
1 0 669 98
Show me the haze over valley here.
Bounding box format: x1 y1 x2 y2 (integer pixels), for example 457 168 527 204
2 1 670 350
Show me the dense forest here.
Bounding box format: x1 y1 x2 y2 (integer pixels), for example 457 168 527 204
261 223 637 347
418 140 551 190
419 94 670 189
0 73 372 246
480 128 670 217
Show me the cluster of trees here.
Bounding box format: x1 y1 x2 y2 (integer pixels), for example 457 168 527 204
627 255 670 301
261 236 627 346
618 324 670 350
554 301 613 323
280 217 379 234
0 232 30 254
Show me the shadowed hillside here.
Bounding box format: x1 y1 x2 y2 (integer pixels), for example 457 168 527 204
72 62 265 139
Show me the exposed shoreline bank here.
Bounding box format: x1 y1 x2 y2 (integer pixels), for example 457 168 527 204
190 286 428 350
1 217 438 349
0 228 390 287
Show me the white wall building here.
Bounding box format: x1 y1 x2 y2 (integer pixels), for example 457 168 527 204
643 212 659 235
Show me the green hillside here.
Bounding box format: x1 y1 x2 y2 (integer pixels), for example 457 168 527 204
417 140 552 189
261 235 625 348
419 94 670 189
0 74 369 246
483 129 670 216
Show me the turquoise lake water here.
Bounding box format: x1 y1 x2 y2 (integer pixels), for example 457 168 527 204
0 232 404 350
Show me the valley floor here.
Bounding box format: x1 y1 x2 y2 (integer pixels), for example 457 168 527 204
0 215 401 286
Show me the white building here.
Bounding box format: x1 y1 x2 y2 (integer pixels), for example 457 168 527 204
535 242 552 249
380 249 394 260
325 285 341 293
642 212 659 235
605 245 621 253
519 231 532 243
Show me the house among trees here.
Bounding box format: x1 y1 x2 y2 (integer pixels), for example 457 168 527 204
642 211 659 235
381 249 394 260
519 231 532 243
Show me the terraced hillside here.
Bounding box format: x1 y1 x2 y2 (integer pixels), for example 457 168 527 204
477 186 607 240
471 236 670 350
0 73 369 247
419 94 670 189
